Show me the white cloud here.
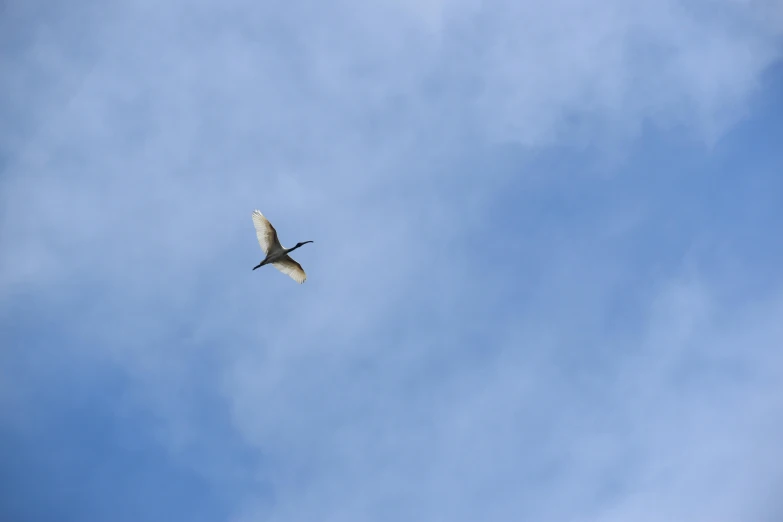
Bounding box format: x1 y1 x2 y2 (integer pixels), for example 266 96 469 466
225 272 783 521
1 0 782 520
2 0 781 290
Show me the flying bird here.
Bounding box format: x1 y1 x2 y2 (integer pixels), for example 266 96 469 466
251 210 313 283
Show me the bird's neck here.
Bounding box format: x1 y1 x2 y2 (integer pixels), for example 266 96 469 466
284 241 311 255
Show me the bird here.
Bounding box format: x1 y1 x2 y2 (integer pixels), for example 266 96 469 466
251 210 313 283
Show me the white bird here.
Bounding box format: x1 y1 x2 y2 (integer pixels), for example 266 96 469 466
251 210 313 284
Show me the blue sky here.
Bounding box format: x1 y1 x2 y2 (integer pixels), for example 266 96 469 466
1 1 782 521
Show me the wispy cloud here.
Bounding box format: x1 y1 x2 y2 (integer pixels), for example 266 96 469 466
1 0 782 520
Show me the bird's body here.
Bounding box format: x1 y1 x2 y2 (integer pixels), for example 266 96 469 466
251 210 312 283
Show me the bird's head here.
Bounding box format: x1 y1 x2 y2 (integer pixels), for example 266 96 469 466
296 241 314 248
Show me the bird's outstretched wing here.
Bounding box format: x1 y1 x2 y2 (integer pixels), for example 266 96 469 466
272 255 307 284
252 210 283 255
